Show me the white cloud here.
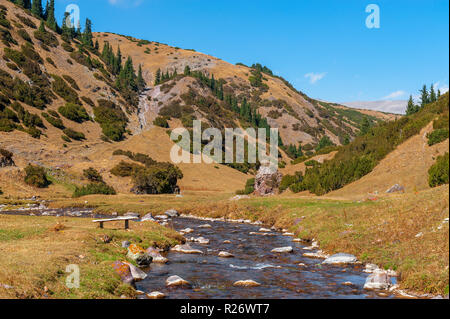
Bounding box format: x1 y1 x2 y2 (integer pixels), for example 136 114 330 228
304 72 326 84
108 0 143 7
382 90 406 100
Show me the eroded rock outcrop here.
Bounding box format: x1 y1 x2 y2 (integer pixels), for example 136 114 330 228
254 162 282 196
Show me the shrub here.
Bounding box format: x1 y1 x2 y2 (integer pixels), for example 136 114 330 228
51 75 80 104
63 128 85 141
58 103 89 123
0 187 3 195
236 178 255 195
428 153 449 188
62 75 80 91
93 100 128 141
24 164 51 188
61 135 71 142
83 167 104 183
34 28 59 47
17 28 32 43
427 128 449 146
73 182 116 198
42 112 64 129
112 150 156 166
153 116 169 128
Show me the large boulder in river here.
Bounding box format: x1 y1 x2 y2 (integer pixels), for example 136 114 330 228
164 209 179 217
254 161 282 196
126 244 153 267
146 247 169 263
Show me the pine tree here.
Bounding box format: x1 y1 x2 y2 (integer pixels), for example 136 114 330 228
420 84 429 107
154 69 161 85
23 0 31 9
31 0 43 17
438 89 441 99
406 95 418 115
137 64 146 91
38 19 46 32
61 12 72 41
359 117 371 135
184 65 191 76
46 0 57 31
15 0 25 8
429 84 436 103
94 40 99 51
82 18 93 47
43 0 49 20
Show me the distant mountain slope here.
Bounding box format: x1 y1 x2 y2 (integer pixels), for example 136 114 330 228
343 100 407 115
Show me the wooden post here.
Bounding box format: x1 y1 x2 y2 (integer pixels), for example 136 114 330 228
99 222 103 229
125 219 129 230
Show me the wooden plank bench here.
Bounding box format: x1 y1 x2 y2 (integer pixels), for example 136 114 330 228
92 216 139 230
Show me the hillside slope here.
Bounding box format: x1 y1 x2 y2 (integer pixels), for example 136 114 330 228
0 1 396 197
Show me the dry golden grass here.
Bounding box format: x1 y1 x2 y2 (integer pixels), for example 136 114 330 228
0 214 182 299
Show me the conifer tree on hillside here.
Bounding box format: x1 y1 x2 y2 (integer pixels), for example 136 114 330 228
420 84 429 107
154 68 161 85
15 0 25 7
43 0 49 20
184 65 191 76
24 0 31 9
31 0 43 17
137 65 146 91
82 18 93 47
429 84 437 103
46 0 57 31
61 12 73 41
406 95 419 115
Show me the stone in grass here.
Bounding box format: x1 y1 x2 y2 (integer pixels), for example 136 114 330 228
111 261 135 287
147 291 166 299
271 246 293 253
166 275 191 287
233 280 261 287
127 244 153 267
322 253 358 265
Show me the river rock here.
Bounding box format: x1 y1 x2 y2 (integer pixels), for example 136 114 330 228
166 275 191 287
254 161 283 196
322 253 358 265
223 240 231 244
147 291 166 299
218 251 234 258
259 228 271 232
303 250 329 259
146 247 169 263
233 280 261 287
189 237 210 244
171 244 203 254
271 246 293 253
111 261 135 286
364 263 380 273
165 209 179 218
155 215 169 220
141 213 155 222
123 262 147 281
198 224 212 228
364 270 392 290
282 232 294 236
179 228 194 234
126 244 153 267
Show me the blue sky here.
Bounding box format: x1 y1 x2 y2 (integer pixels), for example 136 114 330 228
56 0 449 107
